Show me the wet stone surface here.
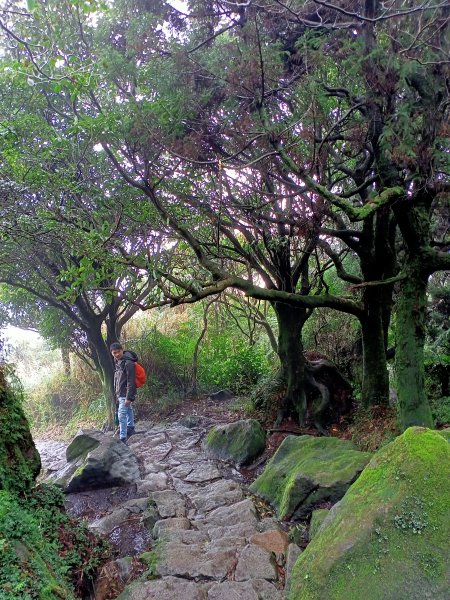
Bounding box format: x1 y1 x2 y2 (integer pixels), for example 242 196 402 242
37 419 298 600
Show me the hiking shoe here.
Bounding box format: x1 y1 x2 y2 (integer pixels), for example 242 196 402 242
126 427 136 437
120 438 128 446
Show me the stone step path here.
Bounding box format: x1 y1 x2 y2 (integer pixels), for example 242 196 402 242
86 419 301 599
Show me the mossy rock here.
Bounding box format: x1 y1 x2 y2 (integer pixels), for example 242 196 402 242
437 428 450 442
204 419 266 466
65 430 103 462
308 509 329 541
250 435 371 519
53 435 140 493
0 381 41 495
289 427 450 600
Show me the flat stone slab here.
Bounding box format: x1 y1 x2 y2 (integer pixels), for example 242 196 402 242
249 529 290 555
207 579 282 600
169 464 197 479
156 541 238 579
142 461 168 476
116 576 211 600
184 463 222 483
151 490 187 518
161 528 210 545
152 517 191 538
235 544 278 581
196 498 258 530
141 433 168 448
169 449 202 463
91 497 156 535
207 522 258 540
166 428 201 449
144 442 173 461
189 479 244 514
136 472 169 494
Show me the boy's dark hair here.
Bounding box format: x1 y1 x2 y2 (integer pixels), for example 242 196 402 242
110 342 123 351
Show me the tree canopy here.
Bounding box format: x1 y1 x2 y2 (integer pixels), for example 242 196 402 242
0 0 448 429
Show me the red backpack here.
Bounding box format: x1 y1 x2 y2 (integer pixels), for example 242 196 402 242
135 362 147 388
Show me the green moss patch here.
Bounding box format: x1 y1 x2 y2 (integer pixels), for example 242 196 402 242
250 435 371 519
65 431 102 462
309 509 329 541
0 385 41 495
289 427 450 600
0 489 75 599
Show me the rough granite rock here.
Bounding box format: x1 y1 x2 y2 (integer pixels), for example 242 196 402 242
250 434 372 518
116 576 212 600
250 529 290 555
288 427 450 600
155 540 238 579
204 419 266 466
91 498 158 535
207 579 282 600
234 543 278 581
284 543 302 597
51 433 140 492
65 429 103 462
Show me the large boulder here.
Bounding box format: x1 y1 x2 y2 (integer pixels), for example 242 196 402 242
204 419 266 466
0 375 41 495
66 429 103 462
289 427 450 600
250 435 371 519
50 430 140 492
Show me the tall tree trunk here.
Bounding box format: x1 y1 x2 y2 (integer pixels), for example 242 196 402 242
393 194 437 430
360 288 390 407
395 263 433 429
61 346 71 377
191 299 213 398
273 302 310 425
359 211 397 407
87 327 116 428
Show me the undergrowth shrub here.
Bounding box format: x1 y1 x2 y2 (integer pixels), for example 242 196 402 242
0 373 41 495
349 405 399 452
198 333 269 393
430 396 450 427
123 308 273 410
23 359 103 437
23 303 275 429
0 485 110 599
248 370 285 421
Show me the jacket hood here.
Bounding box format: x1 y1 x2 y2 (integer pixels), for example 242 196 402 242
122 350 138 362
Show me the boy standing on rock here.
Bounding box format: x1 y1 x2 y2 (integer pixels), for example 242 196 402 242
110 342 137 444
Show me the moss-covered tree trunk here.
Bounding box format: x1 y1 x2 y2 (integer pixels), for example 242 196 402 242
393 192 445 430
395 264 433 429
360 305 389 407
359 212 397 407
273 302 310 425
